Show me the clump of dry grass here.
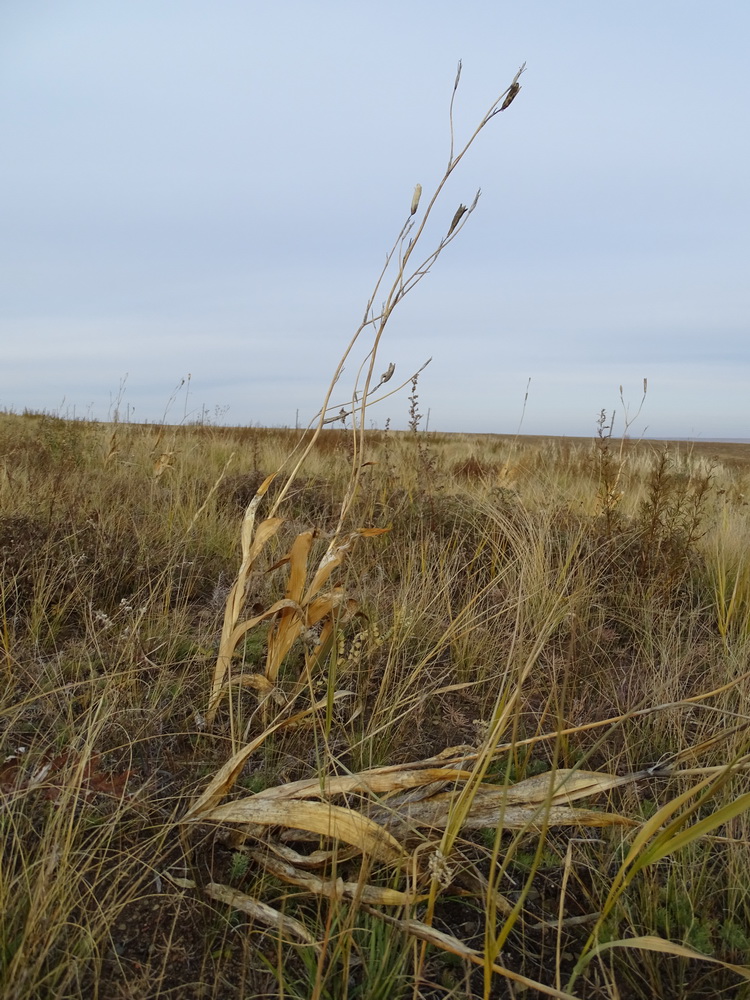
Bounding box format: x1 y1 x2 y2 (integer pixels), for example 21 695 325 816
3 409 750 997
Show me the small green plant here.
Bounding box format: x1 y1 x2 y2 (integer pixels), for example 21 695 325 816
229 851 250 882
274 907 412 1000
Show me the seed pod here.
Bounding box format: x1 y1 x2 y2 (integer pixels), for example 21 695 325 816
453 60 462 93
448 204 467 236
380 362 396 384
500 82 520 111
410 184 422 216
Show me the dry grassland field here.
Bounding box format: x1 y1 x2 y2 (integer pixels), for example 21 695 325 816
2 411 750 1000
4 59 750 1000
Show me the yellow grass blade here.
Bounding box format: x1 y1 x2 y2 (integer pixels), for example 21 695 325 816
371 909 580 1000
584 934 750 982
184 694 352 820
618 770 720 875
572 770 748 989
638 788 750 864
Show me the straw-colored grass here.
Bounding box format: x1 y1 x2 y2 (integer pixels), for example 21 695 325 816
2 408 750 997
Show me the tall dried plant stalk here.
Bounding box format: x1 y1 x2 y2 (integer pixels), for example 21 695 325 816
206 62 526 728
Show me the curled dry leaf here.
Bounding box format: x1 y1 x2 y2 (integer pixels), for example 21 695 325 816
234 763 636 837
191 797 406 864
247 847 426 906
248 766 473 802
208 512 284 722
228 598 303 650
225 672 286 706
186 752 639 872
367 792 635 838
303 528 390 604
501 768 644 806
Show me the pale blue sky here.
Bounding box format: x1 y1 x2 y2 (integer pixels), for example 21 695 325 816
2 2 748 437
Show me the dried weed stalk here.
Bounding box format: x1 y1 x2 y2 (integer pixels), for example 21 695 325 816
206 61 526 727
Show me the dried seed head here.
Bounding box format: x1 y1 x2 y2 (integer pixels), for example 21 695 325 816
453 59 462 93
643 377 648 394
448 204 467 236
427 849 455 890
380 362 396 384
500 82 520 111
410 183 422 216
302 626 322 650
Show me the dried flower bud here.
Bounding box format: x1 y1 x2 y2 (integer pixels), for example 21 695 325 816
380 362 396 384
448 204 467 236
453 60 462 93
410 184 422 216
500 82 520 111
